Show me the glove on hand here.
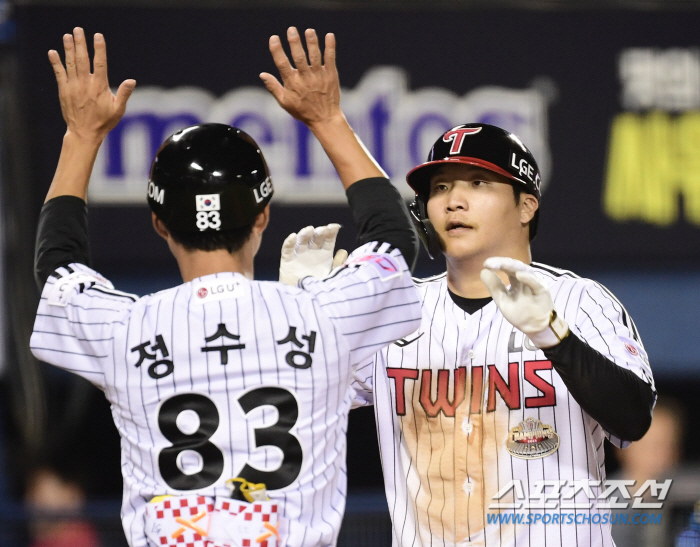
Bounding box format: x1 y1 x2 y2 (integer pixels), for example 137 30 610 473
480 257 569 348
279 224 348 285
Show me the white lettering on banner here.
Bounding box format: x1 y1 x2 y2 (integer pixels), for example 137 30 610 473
620 48 700 110
89 68 552 204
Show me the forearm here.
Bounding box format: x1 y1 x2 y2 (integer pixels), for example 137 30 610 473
346 178 419 270
308 114 386 190
44 131 103 203
543 333 654 441
34 196 90 289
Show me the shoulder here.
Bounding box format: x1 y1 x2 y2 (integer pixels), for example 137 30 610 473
529 262 600 292
255 279 307 299
530 261 619 296
529 262 583 281
45 264 138 310
411 272 446 295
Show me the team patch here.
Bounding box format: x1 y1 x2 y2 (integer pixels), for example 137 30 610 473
506 417 559 460
625 343 639 356
47 271 113 307
196 194 221 212
348 253 402 281
192 279 244 303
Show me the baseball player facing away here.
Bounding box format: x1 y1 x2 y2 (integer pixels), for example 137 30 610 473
282 126 657 543
30 28 422 547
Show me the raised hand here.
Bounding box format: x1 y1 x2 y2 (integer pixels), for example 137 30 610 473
260 27 341 129
480 257 569 348
44 29 135 202
48 28 135 143
260 28 385 189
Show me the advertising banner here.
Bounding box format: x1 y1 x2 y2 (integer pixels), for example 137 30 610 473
15 7 700 267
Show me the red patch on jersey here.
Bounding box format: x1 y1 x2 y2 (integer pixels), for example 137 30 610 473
625 343 639 356
197 287 208 298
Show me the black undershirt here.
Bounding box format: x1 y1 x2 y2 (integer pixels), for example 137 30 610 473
345 177 419 271
35 195 90 289
448 289 492 315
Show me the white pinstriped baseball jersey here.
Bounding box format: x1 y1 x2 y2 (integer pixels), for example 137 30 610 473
352 262 655 547
30 242 422 547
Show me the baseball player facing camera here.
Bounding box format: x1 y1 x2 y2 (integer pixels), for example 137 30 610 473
283 126 657 544
30 28 422 547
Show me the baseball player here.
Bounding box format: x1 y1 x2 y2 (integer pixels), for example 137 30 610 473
282 124 657 546
30 27 421 547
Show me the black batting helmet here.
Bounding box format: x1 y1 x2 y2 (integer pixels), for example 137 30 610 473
406 123 541 259
147 124 274 234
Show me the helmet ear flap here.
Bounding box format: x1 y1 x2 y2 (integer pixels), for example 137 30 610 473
408 197 441 260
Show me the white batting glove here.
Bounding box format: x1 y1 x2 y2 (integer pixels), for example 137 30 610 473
279 224 348 285
480 257 569 348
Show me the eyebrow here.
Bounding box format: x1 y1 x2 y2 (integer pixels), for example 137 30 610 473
431 168 500 181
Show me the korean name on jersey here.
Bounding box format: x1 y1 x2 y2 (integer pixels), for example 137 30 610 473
29 242 422 547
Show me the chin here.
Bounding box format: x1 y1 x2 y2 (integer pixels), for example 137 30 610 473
442 241 486 262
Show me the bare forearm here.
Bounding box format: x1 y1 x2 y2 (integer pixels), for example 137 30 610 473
308 113 386 190
45 131 102 203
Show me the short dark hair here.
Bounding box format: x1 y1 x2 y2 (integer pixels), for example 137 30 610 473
167 221 255 253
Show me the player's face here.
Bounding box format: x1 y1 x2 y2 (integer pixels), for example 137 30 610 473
426 164 534 262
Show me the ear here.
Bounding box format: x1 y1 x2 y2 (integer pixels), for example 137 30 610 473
519 194 539 224
252 205 270 235
152 212 170 240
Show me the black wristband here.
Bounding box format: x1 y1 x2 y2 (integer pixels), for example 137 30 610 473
346 177 419 271
34 195 91 290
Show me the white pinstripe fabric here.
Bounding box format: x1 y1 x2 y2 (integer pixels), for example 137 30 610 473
30 242 422 547
351 262 655 547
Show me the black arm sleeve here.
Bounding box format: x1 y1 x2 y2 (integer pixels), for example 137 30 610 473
543 333 654 442
345 177 419 271
34 195 91 290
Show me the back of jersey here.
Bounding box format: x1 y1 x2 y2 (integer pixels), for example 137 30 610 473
30 242 421 547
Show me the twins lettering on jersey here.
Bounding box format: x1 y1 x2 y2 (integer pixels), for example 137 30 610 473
387 359 555 418
130 324 318 377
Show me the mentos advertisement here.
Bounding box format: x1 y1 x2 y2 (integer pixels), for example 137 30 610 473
16 7 700 265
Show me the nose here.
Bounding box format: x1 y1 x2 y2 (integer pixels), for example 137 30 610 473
445 185 468 212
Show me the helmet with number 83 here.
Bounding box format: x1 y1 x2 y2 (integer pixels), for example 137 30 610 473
147 123 274 234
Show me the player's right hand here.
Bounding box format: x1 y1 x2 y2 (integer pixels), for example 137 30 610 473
48 28 135 143
480 257 569 348
260 27 342 129
279 224 348 285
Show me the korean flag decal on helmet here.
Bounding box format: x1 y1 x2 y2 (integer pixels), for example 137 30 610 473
196 194 222 231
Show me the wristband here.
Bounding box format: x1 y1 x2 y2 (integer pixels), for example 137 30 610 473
527 309 570 349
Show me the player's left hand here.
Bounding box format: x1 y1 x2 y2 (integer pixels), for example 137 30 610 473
279 224 348 285
480 257 569 348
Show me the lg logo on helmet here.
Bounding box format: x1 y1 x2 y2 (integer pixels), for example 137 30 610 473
195 193 221 231
254 178 273 204
510 153 541 190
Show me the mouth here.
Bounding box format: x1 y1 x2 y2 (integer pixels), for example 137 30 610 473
445 219 474 233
